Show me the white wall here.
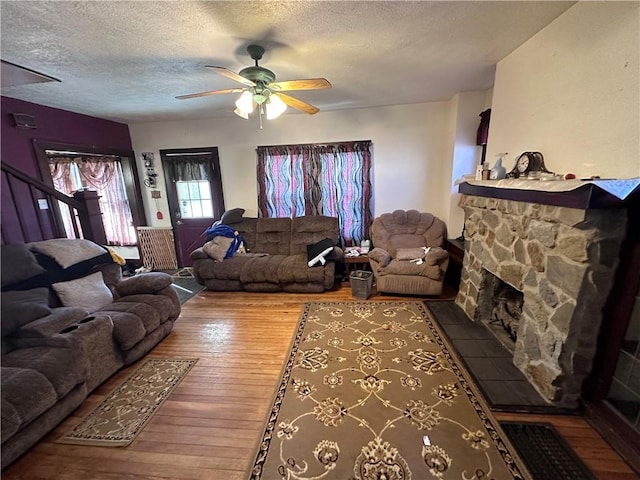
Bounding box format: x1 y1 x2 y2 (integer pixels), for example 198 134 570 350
488 2 640 179
129 102 450 230
444 91 492 238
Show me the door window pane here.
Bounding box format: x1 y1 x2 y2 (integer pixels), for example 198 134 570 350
177 180 213 219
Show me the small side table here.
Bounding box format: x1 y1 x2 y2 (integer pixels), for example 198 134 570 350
444 238 464 288
342 255 371 281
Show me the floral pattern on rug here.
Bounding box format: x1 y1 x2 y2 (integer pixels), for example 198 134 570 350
58 358 197 447
251 302 530 479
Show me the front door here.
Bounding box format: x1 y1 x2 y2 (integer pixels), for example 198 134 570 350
160 147 225 267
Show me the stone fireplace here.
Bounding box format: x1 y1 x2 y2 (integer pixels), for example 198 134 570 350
455 192 628 408
476 269 524 350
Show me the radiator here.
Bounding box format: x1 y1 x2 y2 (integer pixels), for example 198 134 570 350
136 227 178 270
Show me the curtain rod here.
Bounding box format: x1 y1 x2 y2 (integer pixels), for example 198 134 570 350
163 152 214 157
257 140 371 149
46 150 120 159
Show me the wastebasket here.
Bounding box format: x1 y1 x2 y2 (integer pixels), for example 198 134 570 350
350 270 373 299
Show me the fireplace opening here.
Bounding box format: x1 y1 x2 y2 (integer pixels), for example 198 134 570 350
476 269 524 353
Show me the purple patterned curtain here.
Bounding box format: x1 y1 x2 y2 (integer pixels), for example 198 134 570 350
257 141 372 245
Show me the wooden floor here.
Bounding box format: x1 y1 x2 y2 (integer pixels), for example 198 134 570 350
4 285 638 479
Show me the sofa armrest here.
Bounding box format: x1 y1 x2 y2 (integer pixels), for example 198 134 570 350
368 248 391 268
190 247 208 261
328 246 344 262
115 272 173 297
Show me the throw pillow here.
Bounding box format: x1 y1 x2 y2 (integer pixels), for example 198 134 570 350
1 244 47 290
220 208 245 225
52 272 113 312
203 236 235 262
29 238 108 269
396 247 429 261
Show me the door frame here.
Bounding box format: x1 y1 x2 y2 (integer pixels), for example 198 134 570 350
159 147 225 267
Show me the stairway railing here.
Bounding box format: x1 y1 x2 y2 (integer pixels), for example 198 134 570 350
1 161 107 244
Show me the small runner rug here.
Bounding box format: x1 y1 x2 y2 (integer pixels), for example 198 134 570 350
250 301 531 479
58 357 197 447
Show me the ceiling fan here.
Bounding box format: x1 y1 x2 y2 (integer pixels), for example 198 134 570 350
176 44 331 121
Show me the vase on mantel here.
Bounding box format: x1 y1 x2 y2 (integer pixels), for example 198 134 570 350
490 155 507 180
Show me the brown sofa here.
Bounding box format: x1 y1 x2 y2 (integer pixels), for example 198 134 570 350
190 215 341 293
368 210 449 295
1 239 181 469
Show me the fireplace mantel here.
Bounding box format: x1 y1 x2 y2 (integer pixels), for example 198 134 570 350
458 178 639 209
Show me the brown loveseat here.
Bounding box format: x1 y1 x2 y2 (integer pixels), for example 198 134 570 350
1 239 181 469
190 215 341 293
368 210 449 295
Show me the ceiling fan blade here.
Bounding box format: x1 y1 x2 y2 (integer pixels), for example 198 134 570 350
206 66 255 86
175 88 245 100
269 78 331 91
276 92 320 115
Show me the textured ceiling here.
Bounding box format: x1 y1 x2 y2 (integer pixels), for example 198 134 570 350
0 1 575 124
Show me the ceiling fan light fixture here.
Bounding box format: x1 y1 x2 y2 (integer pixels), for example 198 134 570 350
235 90 254 115
233 107 249 119
265 94 287 120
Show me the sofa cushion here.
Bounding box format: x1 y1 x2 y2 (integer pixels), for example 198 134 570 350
114 272 172 297
29 238 108 269
52 272 113 312
97 311 146 350
198 255 257 281
277 254 329 283
1 288 51 338
2 346 86 399
290 216 339 255
240 255 287 284
378 260 443 280
396 247 429 261
387 235 431 258
10 307 90 339
1 244 47 290
254 218 291 255
1 367 58 444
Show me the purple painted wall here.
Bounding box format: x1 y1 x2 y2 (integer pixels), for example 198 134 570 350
1 96 132 244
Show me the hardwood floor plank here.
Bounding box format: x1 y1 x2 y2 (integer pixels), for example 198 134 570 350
3 285 637 479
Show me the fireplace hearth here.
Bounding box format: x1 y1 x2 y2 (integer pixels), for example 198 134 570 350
455 190 628 408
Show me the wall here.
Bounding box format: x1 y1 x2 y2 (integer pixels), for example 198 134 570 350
444 90 493 238
487 2 640 179
129 102 452 231
1 97 132 244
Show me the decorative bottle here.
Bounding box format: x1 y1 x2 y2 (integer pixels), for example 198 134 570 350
490 153 507 180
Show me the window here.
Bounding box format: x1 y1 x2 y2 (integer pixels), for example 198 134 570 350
176 180 214 218
48 154 137 246
257 141 373 245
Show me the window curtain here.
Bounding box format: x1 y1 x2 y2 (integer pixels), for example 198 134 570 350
257 141 372 245
48 156 136 246
164 155 212 181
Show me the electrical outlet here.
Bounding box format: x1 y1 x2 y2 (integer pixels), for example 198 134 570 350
151 190 161 199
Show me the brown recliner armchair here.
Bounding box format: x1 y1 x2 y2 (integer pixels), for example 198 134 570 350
368 210 449 295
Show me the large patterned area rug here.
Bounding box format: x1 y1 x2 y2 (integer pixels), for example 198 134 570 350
58 358 197 447
250 302 531 479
